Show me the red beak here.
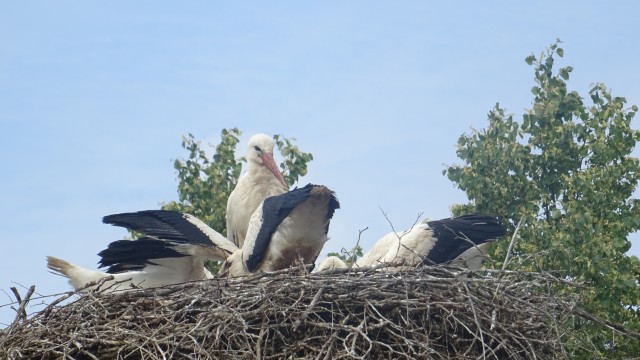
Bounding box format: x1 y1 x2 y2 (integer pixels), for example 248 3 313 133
261 152 288 189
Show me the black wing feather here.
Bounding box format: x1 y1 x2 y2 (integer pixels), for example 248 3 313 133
97 237 186 274
324 191 340 234
245 184 315 272
424 213 506 265
102 210 216 247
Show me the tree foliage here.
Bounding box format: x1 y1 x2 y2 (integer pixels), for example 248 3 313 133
162 128 313 272
444 41 640 357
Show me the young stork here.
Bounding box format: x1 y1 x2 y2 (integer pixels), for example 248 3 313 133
47 184 339 290
220 184 340 277
354 213 506 270
313 255 349 272
226 134 288 248
47 210 239 292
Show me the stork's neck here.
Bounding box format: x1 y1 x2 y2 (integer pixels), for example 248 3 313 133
246 163 287 189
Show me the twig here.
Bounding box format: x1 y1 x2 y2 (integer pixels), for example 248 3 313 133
293 284 326 331
1 267 632 359
10 285 35 326
502 217 524 271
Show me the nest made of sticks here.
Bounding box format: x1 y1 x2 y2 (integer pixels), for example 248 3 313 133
0 266 635 359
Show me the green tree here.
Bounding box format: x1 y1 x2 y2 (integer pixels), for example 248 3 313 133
444 41 640 357
162 128 313 272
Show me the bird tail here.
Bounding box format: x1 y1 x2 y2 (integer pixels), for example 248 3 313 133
47 256 112 290
46 256 75 278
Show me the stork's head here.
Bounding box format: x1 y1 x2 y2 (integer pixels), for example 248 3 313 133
218 250 247 278
246 134 287 188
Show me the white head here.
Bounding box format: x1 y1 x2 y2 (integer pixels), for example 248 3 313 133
218 250 247 277
246 134 287 188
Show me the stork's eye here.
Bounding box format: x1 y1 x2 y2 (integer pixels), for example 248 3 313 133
253 145 261 152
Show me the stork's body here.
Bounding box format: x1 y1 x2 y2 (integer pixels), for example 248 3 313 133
313 255 349 272
221 184 340 277
226 134 288 248
47 249 214 293
47 185 340 289
355 213 505 270
47 210 239 292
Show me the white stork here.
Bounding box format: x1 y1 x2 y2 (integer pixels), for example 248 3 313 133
226 134 288 248
313 255 349 272
220 184 340 277
354 213 506 270
47 210 239 292
47 184 339 290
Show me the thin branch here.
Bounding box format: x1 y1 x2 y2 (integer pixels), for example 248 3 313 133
502 217 524 271
0 267 632 359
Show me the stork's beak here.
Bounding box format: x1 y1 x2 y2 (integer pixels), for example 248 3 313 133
262 152 288 189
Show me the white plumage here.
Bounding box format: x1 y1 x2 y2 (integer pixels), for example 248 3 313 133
47 185 340 290
313 255 349 272
355 214 506 270
221 184 340 277
47 210 239 292
226 134 288 248
47 251 215 293
355 222 434 269
448 243 493 270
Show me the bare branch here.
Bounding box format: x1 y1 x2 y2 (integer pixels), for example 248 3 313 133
1 267 632 359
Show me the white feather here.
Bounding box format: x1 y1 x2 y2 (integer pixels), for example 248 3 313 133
243 187 331 272
47 246 214 293
355 221 436 269
313 256 348 272
222 185 336 277
226 134 287 248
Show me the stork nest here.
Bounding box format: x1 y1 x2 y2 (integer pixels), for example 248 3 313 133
1 266 637 359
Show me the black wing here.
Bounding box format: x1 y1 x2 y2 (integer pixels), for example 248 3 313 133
246 184 340 271
103 210 223 248
246 184 314 271
97 237 186 274
322 186 340 234
424 213 506 265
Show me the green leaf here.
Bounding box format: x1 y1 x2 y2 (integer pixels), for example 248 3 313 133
444 40 640 357
525 55 536 65
559 68 569 80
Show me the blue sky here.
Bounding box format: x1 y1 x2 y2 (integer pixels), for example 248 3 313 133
1 1 639 326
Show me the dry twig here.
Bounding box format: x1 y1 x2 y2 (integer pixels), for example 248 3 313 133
0 267 633 359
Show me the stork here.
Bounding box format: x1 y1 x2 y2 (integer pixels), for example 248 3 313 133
354 213 505 270
226 134 288 248
47 210 239 292
313 255 349 272
220 184 340 277
47 184 339 290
